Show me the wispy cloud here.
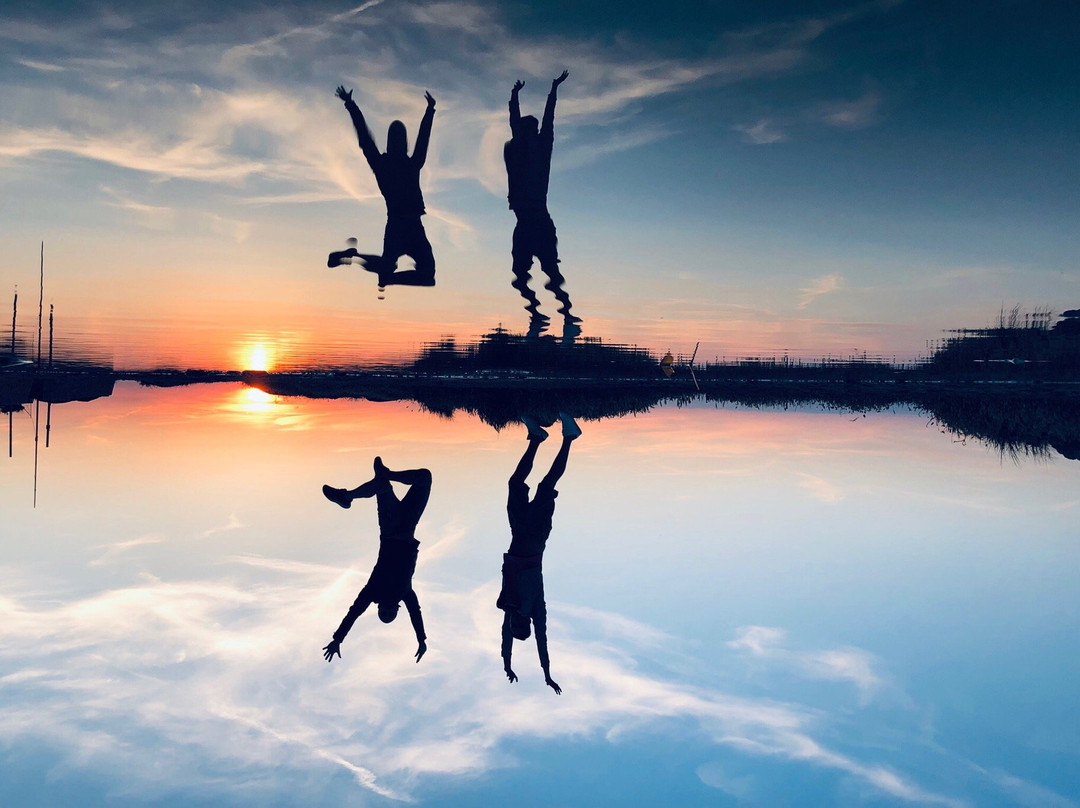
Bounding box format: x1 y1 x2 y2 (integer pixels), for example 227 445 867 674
734 118 787 145
797 472 845 502
88 535 165 566
200 513 244 538
100 185 176 229
13 57 65 72
728 625 883 704
798 273 845 309
821 90 883 130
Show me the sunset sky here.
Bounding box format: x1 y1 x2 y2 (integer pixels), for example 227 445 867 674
1 0 1077 368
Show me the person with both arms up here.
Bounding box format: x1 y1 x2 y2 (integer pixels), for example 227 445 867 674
328 86 438 290
505 70 580 329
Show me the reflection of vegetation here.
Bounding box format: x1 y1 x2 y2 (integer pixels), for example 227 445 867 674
411 386 665 429
917 388 1080 461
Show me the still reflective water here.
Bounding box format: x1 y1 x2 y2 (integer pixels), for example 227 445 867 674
2 382 1078 806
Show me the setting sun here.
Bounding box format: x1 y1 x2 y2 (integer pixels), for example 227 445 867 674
243 343 275 372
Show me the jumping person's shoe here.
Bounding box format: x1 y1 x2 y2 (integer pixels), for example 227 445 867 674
327 248 360 268
521 415 549 442
322 485 352 509
558 412 582 440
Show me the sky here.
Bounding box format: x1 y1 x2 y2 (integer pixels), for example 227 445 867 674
1 0 1078 367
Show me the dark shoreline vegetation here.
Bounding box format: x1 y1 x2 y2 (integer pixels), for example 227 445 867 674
3 313 1079 461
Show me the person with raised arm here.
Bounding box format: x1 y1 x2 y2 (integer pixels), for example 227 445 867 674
504 71 579 328
322 457 432 664
498 412 582 694
328 86 438 289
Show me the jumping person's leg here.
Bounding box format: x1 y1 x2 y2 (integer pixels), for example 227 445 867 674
538 414 581 489
511 219 545 319
386 466 432 534
322 474 389 509
540 258 579 322
365 457 432 538
536 216 580 322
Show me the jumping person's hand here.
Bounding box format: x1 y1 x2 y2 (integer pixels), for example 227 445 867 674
323 639 342 662
335 86 353 103
545 676 562 695
415 640 427 663
505 667 518 683
512 79 525 93
425 91 436 110
552 70 569 87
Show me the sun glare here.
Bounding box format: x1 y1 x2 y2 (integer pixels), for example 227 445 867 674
242 342 275 372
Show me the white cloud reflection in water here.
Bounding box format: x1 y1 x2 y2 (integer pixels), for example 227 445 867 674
1 551 962 806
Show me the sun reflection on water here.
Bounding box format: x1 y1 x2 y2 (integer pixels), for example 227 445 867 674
231 386 280 417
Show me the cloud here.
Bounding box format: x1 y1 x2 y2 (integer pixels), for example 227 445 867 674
88 535 165 566
13 57 65 72
821 90 883 130
734 119 787 145
727 624 786 656
200 513 244 538
0 557 966 806
99 185 177 230
727 625 883 704
798 273 845 309
797 472 844 503
204 212 252 243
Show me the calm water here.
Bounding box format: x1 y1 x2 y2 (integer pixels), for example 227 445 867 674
2 381 1079 807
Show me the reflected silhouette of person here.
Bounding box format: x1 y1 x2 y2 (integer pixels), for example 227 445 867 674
322 457 431 664
328 86 437 288
505 71 579 328
498 412 581 694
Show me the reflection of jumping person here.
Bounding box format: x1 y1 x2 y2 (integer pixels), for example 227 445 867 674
328 86 437 288
498 413 581 694
322 458 432 664
505 71 579 327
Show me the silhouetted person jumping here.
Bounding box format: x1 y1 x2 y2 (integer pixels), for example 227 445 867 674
498 412 581 694
505 71 579 328
328 86 437 289
322 457 431 664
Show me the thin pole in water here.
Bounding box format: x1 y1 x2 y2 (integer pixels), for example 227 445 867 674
33 398 40 508
10 285 15 355
49 304 54 367
36 242 43 369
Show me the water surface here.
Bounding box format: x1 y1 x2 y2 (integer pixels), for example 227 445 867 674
2 382 1078 806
